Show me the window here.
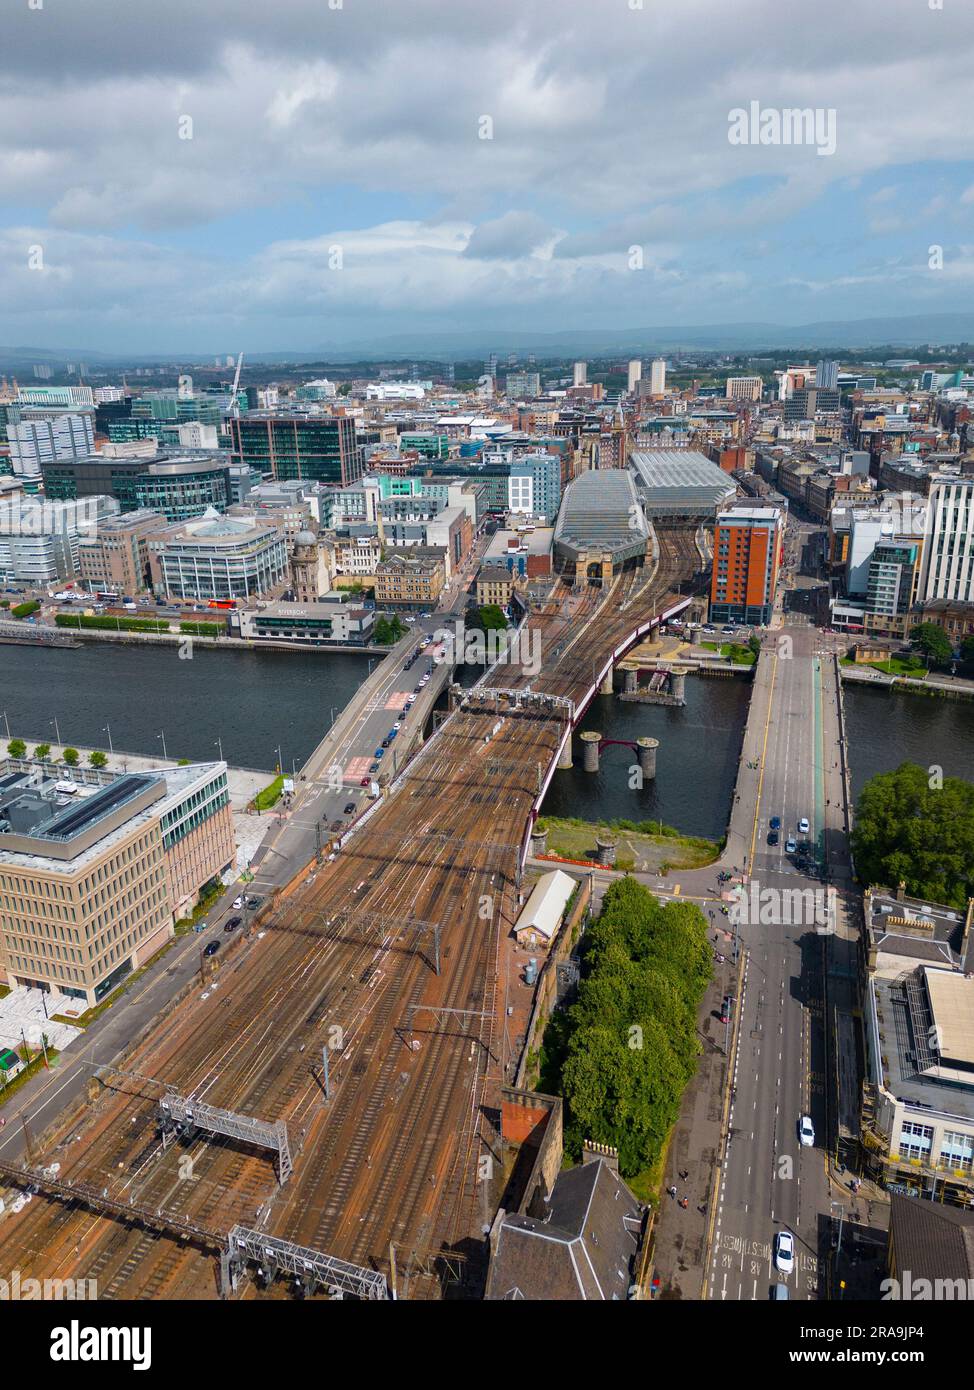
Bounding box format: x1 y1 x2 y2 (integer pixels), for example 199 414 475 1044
898 1122 934 1161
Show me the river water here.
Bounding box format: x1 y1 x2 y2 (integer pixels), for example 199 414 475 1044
3 644 974 837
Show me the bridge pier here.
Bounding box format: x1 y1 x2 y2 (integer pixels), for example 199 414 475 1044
669 668 687 704
581 731 601 772
599 667 614 696
623 668 638 694
557 736 573 770
595 834 617 867
637 736 659 781
530 825 548 856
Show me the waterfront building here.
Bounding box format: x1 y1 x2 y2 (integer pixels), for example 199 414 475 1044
237 594 373 646
0 494 119 586
0 760 234 1007
149 508 287 601
373 547 446 610
918 478 974 605
710 505 783 627
76 508 167 595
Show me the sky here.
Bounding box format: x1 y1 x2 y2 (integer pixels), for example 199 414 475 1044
3 0 974 355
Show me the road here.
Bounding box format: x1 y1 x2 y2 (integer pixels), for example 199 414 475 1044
705 625 841 1301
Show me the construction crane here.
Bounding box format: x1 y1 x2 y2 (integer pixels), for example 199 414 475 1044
229 351 244 418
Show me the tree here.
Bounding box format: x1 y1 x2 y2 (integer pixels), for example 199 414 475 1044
960 635 974 668
89 750 108 769
909 622 953 666
467 604 507 634
62 747 80 766
374 615 406 645
748 634 761 657
7 738 26 759
33 743 51 761
851 762 974 909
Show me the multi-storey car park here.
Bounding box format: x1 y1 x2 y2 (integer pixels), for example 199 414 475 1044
0 518 704 1301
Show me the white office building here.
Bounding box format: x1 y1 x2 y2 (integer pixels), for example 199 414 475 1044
572 362 587 387
649 358 666 395
0 494 119 585
918 479 974 604
7 412 94 482
627 360 643 393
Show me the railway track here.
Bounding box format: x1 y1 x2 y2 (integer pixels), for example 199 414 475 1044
0 526 696 1299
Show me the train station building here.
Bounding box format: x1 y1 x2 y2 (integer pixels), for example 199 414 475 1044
553 469 651 580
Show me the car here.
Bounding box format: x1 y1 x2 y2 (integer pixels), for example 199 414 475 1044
374 748 385 760
381 737 392 748
360 776 370 786
400 708 410 718
246 896 262 909
770 816 781 831
798 1115 815 1147
797 839 812 854
369 761 380 774
774 1230 795 1275
232 896 243 910
785 837 797 854
719 994 734 1024
798 817 810 834
414 685 422 694
343 803 356 815
204 941 220 957
393 722 402 731
767 829 779 846
224 916 242 932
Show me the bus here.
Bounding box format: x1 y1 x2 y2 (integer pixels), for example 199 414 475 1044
207 599 236 610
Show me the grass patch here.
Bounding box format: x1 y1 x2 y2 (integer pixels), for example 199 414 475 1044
699 641 756 665
0 1046 61 1103
841 656 927 678
536 815 720 871
252 775 284 811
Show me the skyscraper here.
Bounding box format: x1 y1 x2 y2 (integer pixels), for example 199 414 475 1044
627 360 643 393
918 478 974 604
650 358 666 394
573 361 587 387
815 360 839 390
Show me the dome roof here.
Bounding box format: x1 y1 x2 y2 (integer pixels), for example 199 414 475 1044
294 530 318 548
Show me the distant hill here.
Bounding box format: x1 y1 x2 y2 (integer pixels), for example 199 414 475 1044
2 311 974 368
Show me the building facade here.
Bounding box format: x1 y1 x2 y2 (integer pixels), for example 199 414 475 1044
710 505 783 626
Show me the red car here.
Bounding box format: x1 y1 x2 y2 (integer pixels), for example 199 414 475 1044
360 776 370 786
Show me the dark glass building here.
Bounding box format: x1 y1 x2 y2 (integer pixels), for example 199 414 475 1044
229 413 363 487
42 452 230 522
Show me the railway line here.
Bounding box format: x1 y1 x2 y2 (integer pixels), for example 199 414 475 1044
0 524 699 1299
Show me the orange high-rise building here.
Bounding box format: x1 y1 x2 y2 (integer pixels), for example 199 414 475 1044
711 506 783 626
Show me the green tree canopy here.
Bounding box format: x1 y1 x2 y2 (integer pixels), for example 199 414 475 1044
89 750 108 768
7 738 26 759
62 747 80 766
909 622 953 666
851 761 974 908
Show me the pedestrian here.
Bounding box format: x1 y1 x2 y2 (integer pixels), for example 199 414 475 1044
668 1185 677 1198
680 1197 689 1209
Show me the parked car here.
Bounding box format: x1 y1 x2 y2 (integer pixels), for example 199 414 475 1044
245 896 262 910
343 803 356 815
719 994 734 1024
369 762 380 774
785 837 797 854
770 816 781 831
224 917 242 932
232 896 243 909
774 1230 795 1275
374 747 385 759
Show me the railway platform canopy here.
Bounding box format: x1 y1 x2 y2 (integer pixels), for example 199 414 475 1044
630 449 737 520
553 469 650 578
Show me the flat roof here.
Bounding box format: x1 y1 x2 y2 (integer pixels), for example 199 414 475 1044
925 969 974 1069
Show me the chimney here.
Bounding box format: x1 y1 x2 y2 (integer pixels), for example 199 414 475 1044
896 881 907 903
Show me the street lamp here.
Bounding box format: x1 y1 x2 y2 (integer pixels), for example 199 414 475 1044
157 730 168 760
214 736 224 762
102 724 113 755
1 711 9 740
50 716 61 746
275 744 283 775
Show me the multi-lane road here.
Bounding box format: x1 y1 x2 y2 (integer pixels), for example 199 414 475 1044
706 625 843 1301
